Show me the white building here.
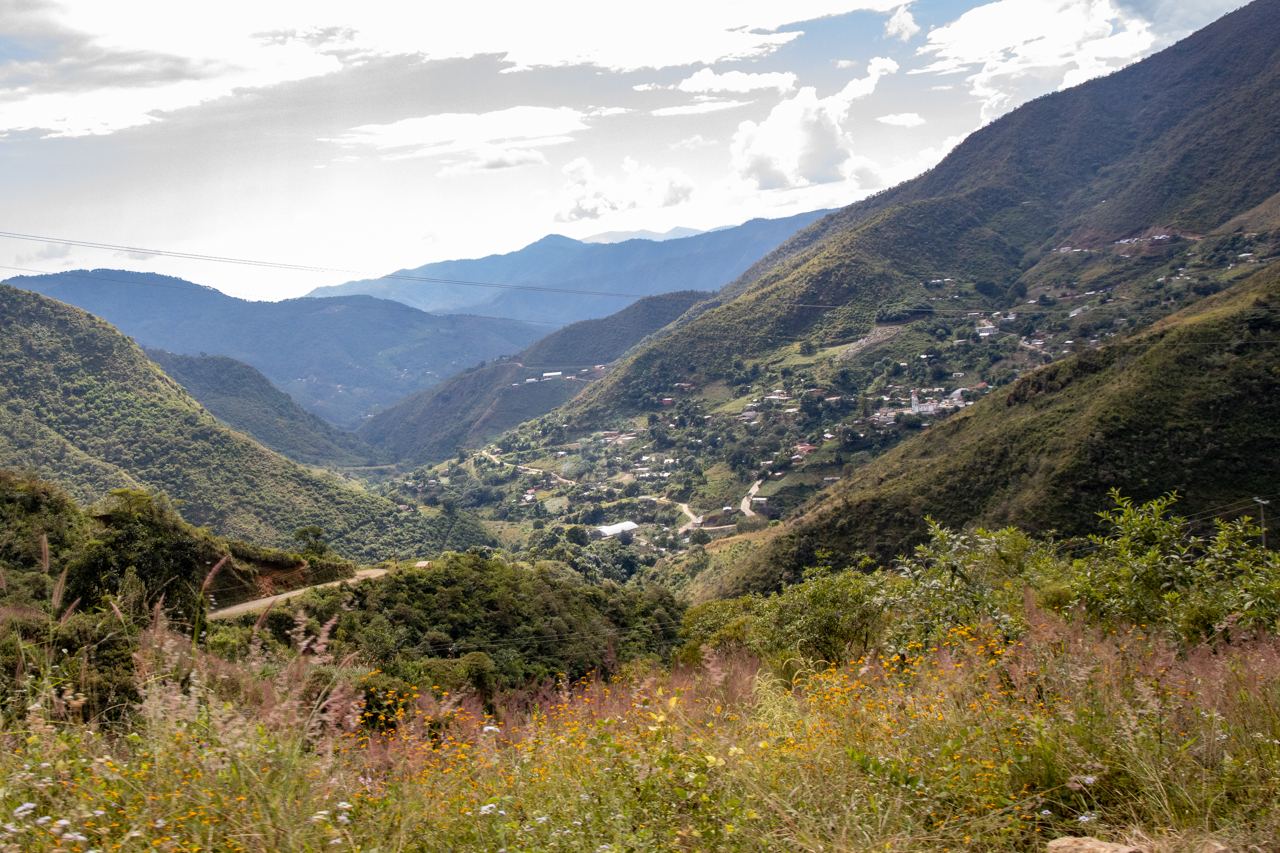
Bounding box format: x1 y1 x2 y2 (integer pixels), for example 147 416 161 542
595 521 640 538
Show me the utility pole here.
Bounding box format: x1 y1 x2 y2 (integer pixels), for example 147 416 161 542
1255 497 1270 549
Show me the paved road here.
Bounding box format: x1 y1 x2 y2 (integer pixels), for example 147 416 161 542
740 480 764 517
209 567 388 621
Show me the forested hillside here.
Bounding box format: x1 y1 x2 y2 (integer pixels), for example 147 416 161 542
307 210 827 325
146 350 377 467
4 270 542 427
0 286 490 559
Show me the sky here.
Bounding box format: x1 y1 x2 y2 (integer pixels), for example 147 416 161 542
0 0 1248 300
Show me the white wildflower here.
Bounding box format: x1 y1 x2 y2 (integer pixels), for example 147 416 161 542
12 803 35 818
479 803 497 815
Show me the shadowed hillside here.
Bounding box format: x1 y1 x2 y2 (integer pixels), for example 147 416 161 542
147 350 379 467
361 291 707 465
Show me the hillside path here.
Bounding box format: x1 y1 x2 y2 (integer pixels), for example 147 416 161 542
640 495 703 533
740 480 764 517
480 449 575 485
209 567 387 621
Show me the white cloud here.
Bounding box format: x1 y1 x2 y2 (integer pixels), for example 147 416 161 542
915 0 1157 120
675 68 797 94
437 147 549 177
878 132 966 185
670 134 719 150
652 100 752 117
730 57 898 190
884 5 921 41
877 112 925 127
0 0 903 136
326 106 588 160
558 156 695 221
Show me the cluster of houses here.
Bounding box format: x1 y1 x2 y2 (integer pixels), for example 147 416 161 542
511 366 605 388
868 385 981 426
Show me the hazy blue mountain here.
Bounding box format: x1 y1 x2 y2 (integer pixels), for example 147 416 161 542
305 210 830 326
583 226 705 243
4 270 542 427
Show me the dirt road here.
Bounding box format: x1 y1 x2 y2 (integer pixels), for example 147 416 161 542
209 567 388 621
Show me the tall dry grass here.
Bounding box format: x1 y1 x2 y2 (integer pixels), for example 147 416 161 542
1 602 1278 851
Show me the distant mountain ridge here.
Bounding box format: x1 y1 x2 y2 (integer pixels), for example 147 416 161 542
583 226 705 243
4 269 542 427
0 285 491 559
306 210 830 326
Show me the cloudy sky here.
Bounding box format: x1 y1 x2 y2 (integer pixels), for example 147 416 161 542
0 0 1246 299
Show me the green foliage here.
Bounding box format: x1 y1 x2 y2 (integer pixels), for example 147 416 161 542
684 493 1278 675
0 469 90 578
279 551 683 690
1042 491 1280 643
67 489 224 624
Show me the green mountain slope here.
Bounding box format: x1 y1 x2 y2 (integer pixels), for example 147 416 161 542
683 264 1280 600
562 0 1280 425
359 291 707 465
307 211 827 325
4 270 542 427
147 350 377 467
0 285 490 559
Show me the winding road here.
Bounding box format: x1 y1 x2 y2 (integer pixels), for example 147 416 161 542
208 567 387 621
740 480 764 517
479 449 576 485
640 495 703 533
